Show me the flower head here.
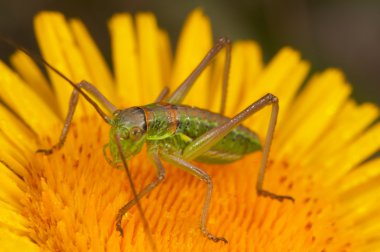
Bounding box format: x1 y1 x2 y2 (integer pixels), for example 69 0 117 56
0 9 380 252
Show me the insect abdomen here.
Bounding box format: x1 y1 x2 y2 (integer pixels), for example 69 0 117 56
175 106 262 163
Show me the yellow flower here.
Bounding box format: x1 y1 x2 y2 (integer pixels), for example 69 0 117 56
1 9 380 252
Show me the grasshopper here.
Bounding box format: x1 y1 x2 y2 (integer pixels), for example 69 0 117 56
11 37 293 245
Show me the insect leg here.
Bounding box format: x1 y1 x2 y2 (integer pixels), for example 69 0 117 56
161 152 228 243
114 133 157 251
116 151 166 236
182 93 294 202
166 37 231 114
155 86 170 102
73 80 117 114
37 80 116 154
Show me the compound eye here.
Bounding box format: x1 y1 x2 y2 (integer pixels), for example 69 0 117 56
130 127 144 140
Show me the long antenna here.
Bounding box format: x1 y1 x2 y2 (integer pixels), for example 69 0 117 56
0 37 111 123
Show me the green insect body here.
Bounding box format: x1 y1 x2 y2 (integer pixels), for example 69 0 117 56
108 103 262 166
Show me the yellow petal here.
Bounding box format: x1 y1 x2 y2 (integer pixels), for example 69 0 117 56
34 12 90 117
69 18 115 100
108 13 141 106
0 105 37 152
235 41 263 112
0 162 25 208
323 122 380 185
10 50 58 114
0 228 40 252
157 29 172 85
170 9 212 108
0 201 29 234
277 69 352 160
0 149 27 178
338 158 380 193
0 61 60 134
246 47 306 136
34 12 75 117
136 12 165 104
224 42 247 116
303 101 379 165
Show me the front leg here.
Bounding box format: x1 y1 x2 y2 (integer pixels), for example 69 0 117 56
161 152 228 243
37 80 116 154
113 133 157 250
115 151 166 236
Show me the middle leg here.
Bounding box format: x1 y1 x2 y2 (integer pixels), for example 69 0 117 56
115 151 166 236
166 37 231 114
161 152 228 243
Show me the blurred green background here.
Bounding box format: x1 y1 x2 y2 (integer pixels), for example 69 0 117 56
0 0 379 105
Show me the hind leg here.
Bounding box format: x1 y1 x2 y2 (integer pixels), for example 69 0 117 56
182 93 294 202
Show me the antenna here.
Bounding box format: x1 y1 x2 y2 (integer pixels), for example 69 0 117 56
0 37 111 123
